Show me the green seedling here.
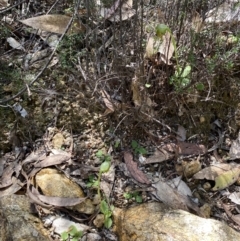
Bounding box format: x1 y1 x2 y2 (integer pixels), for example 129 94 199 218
123 191 143 203
86 174 99 188
170 64 192 89
114 139 121 148
131 140 147 155
61 225 83 241
100 200 114 228
87 151 114 228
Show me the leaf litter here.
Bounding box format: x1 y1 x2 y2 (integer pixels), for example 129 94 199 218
1 0 240 237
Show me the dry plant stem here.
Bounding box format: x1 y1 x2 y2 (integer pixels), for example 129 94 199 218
46 0 62 14
140 111 178 136
77 57 87 81
0 0 25 15
113 114 128 134
0 0 81 104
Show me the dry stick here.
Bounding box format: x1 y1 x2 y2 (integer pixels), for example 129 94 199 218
0 0 25 15
0 0 81 104
140 111 179 136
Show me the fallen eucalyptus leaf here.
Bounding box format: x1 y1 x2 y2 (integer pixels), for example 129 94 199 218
212 168 240 191
20 15 84 34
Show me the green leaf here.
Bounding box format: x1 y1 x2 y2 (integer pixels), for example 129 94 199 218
100 200 109 214
100 161 111 173
96 150 103 158
69 225 78 236
196 83 204 90
135 195 143 203
104 209 112 218
74 231 83 238
181 65 191 78
131 140 138 149
92 180 100 188
123 192 132 199
105 155 111 162
104 217 113 228
110 205 114 211
155 24 170 38
60 231 68 241
137 147 147 155
72 238 78 241
212 168 240 191
114 140 120 148
145 83 151 88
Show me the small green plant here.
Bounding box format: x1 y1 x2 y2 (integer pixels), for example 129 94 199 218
123 191 143 203
61 225 83 241
87 150 114 228
100 200 114 228
170 64 192 89
86 174 99 188
131 140 147 155
58 33 84 69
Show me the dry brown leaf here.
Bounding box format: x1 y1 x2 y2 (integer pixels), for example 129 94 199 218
100 163 115 199
177 141 206 156
20 15 84 34
229 131 240 160
145 32 174 65
37 192 86 207
131 75 142 107
221 201 240 226
152 179 204 216
0 0 8 8
191 11 204 33
176 125 186 141
123 151 151 185
101 90 115 114
212 168 240 191
27 185 53 208
143 149 174 164
193 163 239 180
101 0 135 22
34 154 71 168
0 163 21 188
0 177 25 197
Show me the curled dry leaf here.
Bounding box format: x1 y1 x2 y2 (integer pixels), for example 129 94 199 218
229 131 240 160
0 177 25 198
123 151 151 185
167 176 192 197
145 32 174 65
0 163 21 188
229 192 240 205
101 90 115 115
221 201 240 226
34 154 71 168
